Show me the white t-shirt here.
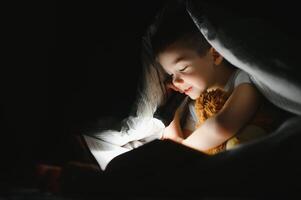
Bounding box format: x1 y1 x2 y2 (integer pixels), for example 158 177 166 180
183 69 252 132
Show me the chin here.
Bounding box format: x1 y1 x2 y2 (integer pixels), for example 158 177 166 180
192 90 204 99
189 93 199 100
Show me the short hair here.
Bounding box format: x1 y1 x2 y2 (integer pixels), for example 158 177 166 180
150 3 211 58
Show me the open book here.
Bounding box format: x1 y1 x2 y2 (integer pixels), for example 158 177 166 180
82 117 165 170
83 135 131 170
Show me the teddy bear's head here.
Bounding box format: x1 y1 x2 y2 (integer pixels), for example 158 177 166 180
195 88 230 128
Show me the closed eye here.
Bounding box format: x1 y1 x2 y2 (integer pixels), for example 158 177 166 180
179 66 188 72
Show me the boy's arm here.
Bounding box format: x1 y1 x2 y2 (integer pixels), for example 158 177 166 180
182 83 262 152
161 109 185 143
160 80 186 143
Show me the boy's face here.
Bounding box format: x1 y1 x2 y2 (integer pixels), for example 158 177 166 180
158 42 216 100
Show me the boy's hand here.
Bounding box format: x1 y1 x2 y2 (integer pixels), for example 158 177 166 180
162 129 184 144
154 76 186 126
161 109 184 144
164 77 182 96
166 82 180 92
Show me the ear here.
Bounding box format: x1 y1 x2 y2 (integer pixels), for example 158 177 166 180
209 47 223 65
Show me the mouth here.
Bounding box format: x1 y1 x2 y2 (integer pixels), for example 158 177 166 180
184 87 192 94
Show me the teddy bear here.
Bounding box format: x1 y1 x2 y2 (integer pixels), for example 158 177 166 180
194 88 276 155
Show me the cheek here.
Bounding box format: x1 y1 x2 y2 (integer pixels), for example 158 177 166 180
186 74 207 87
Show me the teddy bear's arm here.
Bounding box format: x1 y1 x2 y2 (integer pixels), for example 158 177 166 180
182 83 262 152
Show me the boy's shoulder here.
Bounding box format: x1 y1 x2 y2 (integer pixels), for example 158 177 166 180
234 69 252 88
224 68 253 92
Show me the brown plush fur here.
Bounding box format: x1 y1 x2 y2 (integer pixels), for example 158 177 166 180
194 88 231 155
195 89 231 128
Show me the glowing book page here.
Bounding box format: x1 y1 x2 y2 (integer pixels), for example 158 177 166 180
83 135 130 171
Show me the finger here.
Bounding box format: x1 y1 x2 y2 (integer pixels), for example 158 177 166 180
166 83 179 92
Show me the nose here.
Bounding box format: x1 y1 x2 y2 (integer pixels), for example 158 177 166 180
172 74 184 87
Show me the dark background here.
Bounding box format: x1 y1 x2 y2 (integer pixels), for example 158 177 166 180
2 0 167 179
2 0 301 191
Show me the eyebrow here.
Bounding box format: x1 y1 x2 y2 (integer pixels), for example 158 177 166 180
172 56 187 65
